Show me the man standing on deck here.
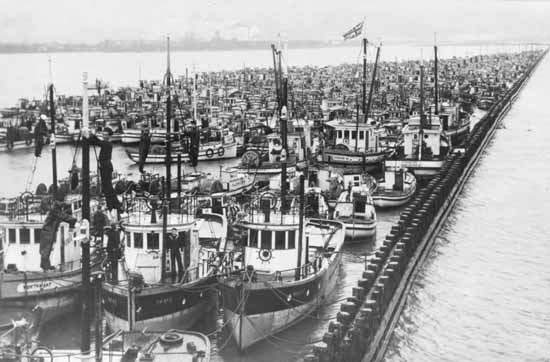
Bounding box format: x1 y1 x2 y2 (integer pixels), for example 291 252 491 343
166 228 184 282
105 222 122 284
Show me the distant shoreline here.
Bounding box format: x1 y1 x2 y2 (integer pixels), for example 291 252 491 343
0 39 542 55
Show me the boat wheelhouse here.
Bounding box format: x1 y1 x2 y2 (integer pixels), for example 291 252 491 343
319 119 392 172
386 115 449 179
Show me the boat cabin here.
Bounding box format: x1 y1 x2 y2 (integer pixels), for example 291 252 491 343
324 119 380 153
1 220 89 272
402 116 444 159
120 212 224 284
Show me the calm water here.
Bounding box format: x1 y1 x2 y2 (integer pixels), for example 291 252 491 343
383 54 550 361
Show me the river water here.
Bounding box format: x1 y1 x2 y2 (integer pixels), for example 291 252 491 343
0 45 547 361
383 54 550 361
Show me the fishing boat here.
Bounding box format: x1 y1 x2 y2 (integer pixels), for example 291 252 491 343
313 166 377 209
0 195 92 324
101 204 226 332
333 184 377 241
218 176 346 351
372 167 416 208
318 118 392 171
124 129 238 164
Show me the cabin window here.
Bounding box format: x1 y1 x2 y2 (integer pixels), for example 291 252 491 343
249 229 258 247
359 131 364 140
275 231 285 250
344 130 349 139
34 229 41 244
8 229 16 243
134 233 143 248
147 232 159 249
261 230 272 250
351 131 357 139
125 232 131 247
288 230 296 249
337 130 342 138
20 229 30 244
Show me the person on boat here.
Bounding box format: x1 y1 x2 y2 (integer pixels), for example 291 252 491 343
105 222 122 284
39 197 77 271
186 121 200 171
138 127 151 173
87 133 122 214
166 228 184 282
229 212 247 248
92 204 110 241
34 115 49 157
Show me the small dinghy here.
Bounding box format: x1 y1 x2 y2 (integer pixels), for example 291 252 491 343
372 167 416 208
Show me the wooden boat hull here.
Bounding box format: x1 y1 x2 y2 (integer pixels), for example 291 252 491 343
121 129 166 145
102 276 217 332
0 269 82 324
337 218 377 241
318 149 393 172
372 176 417 208
220 250 342 350
125 142 238 164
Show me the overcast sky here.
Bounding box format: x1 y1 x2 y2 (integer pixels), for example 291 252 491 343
0 0 549 43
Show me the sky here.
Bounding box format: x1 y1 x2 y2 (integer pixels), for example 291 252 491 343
0 0 549 43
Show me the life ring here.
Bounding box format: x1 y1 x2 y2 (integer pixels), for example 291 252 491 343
206 148 214 158
343 138 349 144
217 147 225 157
258 249 272 261
26 137 33 145
6 140 14 150
159 332 183 346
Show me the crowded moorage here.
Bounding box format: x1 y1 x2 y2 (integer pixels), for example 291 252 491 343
0 30 545 362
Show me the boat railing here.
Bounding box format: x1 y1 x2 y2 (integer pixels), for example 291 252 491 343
253 257 323 283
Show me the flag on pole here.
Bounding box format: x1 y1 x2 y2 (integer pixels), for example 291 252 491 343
342 21 364 40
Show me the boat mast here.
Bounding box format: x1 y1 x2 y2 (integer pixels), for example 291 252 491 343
419 56 425 161
48 58 58 195
295 175 305 281
365 44 381 124
80 71 91 354
355 30 368 152
162 36 172 281
434 33 439 115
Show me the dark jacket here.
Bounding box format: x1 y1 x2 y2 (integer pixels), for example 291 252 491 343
39 202 77 259
166 233 182 251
